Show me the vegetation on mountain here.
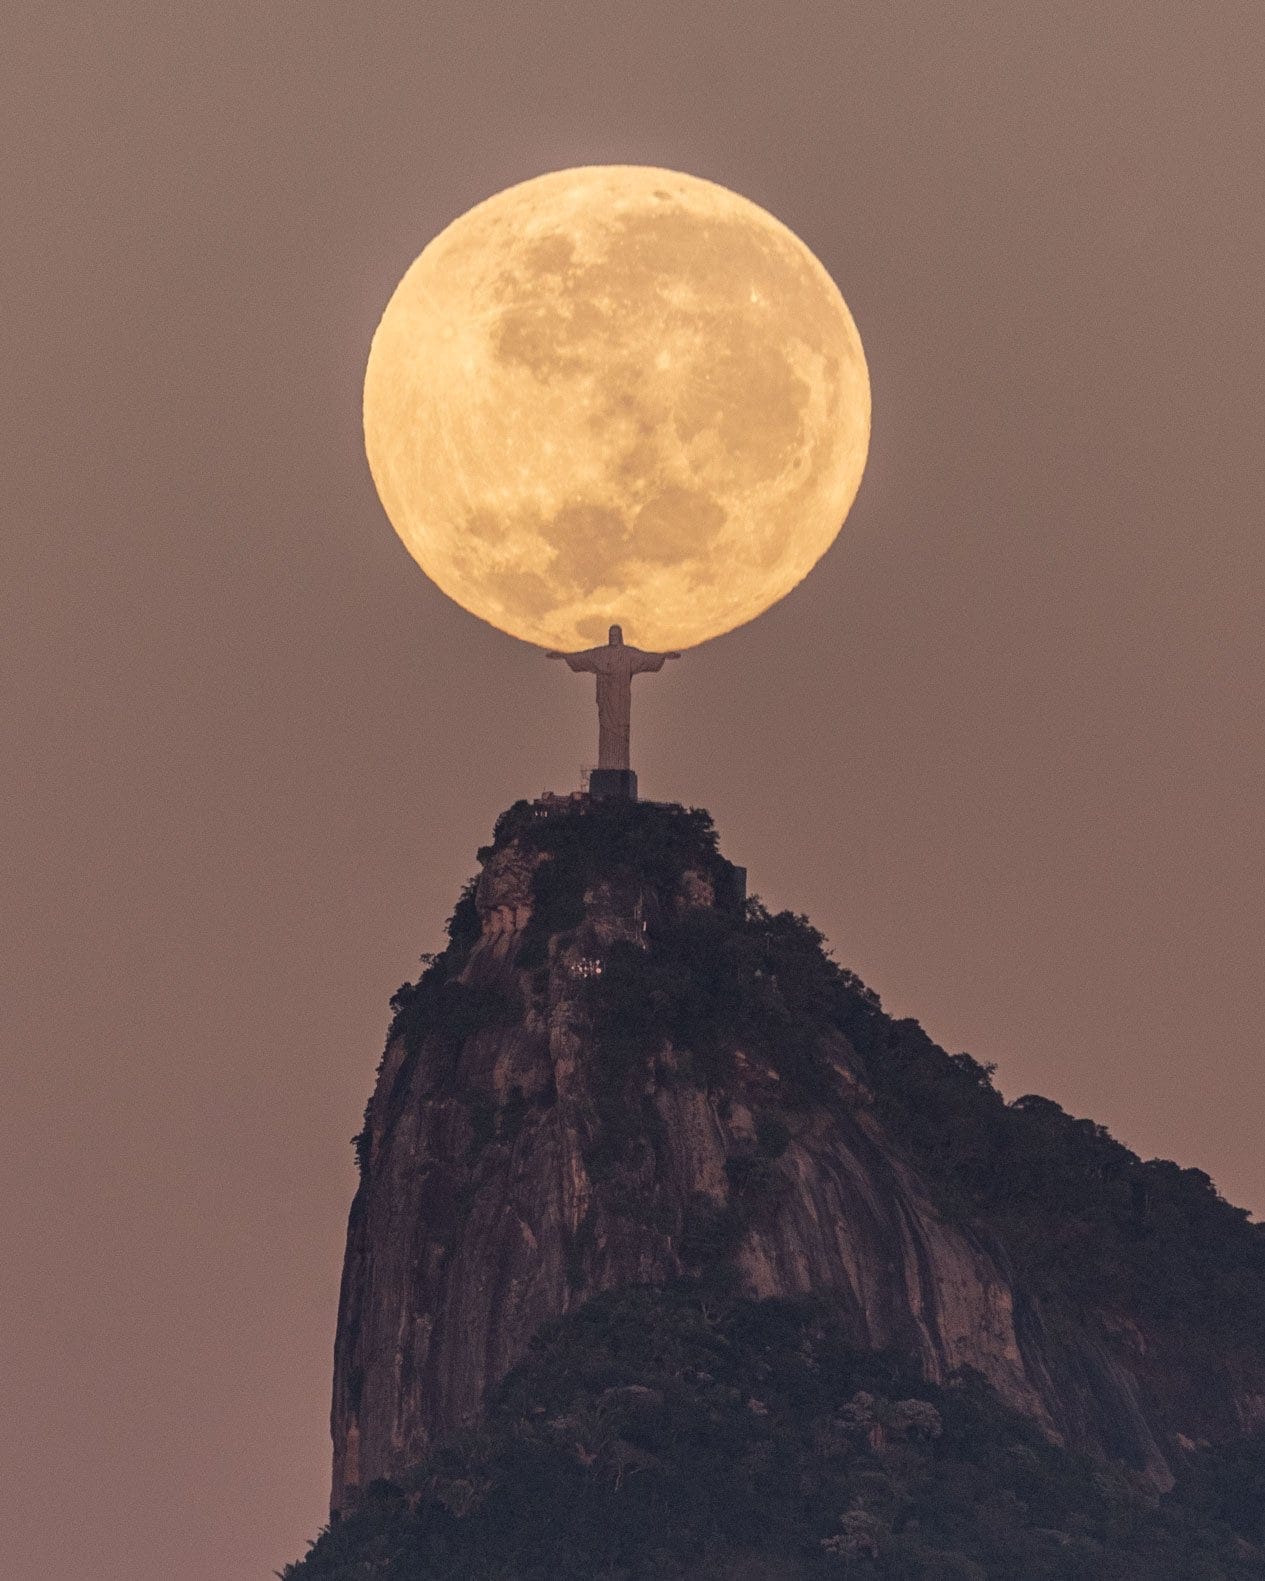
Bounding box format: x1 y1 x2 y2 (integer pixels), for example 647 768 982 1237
285 1284 1265 1580
327 799 1265 1577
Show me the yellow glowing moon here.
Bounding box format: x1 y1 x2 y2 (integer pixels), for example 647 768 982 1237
364 165 870 651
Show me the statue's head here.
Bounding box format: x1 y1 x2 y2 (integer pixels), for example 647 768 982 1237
608 624 624 645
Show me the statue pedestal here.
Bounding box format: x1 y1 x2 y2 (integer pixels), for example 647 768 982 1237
589 769 638 801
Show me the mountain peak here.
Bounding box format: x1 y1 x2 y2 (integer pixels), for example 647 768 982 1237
330 799 1265 1529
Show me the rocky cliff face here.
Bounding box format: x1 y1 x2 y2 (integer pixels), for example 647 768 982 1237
330 799 1265 1513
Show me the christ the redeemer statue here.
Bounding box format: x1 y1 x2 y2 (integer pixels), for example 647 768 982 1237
547 625 679 788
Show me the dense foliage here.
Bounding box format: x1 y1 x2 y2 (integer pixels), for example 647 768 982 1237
285 1285 1265 1580
501 796 735 954
840 1008 1265 1344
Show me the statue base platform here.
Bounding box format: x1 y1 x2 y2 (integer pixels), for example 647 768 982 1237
588 769 638 801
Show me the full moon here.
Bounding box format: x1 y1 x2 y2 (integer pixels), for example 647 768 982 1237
364 166 870 651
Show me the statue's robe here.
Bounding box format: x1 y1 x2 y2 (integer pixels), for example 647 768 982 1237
563 642 668 769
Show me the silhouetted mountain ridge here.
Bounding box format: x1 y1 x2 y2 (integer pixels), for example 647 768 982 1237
287 799 1265 1578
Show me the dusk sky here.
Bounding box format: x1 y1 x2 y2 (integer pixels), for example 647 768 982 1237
5 5 1263 1578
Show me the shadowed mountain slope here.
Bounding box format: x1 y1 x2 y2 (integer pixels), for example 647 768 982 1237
290 799 1265 1578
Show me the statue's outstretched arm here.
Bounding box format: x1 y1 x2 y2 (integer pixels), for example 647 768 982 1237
546 647 605 673
630 648 681 674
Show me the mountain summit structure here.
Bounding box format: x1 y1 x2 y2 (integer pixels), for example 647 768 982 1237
546 624 680 797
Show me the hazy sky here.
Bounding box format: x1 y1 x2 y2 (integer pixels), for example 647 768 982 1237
5 4 1263 1578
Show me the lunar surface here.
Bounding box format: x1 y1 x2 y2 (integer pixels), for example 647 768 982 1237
363 165 870 651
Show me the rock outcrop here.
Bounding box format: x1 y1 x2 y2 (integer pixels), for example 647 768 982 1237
330 798 1265 1513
